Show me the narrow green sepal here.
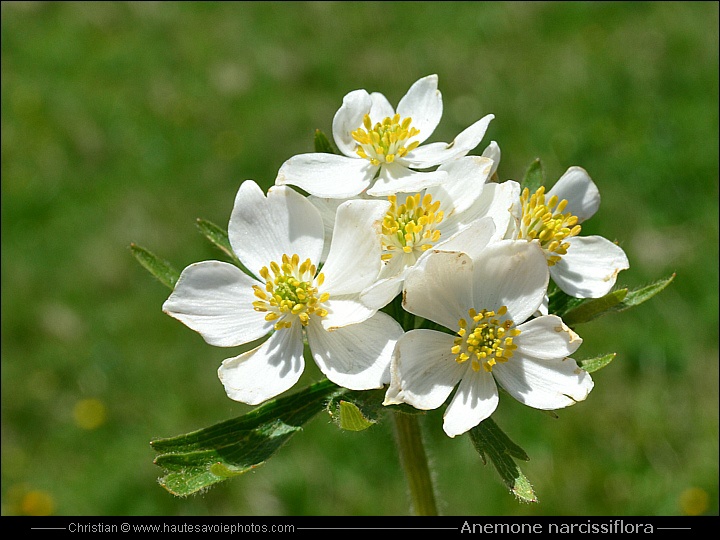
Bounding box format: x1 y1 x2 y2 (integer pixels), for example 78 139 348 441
195 218 257 279
130 243 180 290
314 129 337 154
520 157 545 194
561 288 628 326
578 352 617 373
337 401 377 431
195 218 241 265
469 417 538 503
327 388 384 431
327 388 421 431
151 379 343 496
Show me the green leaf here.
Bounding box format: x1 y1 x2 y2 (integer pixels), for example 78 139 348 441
130 243 179 289
561 288 628 326
578 352 617 373
608 273 675 313
469 417 537 503
520 158 545 194
549 274 675 323
151 379 344 496
314 129 337 154
195 218 242 267
548 287 583 318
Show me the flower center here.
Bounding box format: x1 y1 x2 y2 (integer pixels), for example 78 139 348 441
451 306 521 372
518 186 582 266
351 113 421 166
381 193 444 261
252 254 329 330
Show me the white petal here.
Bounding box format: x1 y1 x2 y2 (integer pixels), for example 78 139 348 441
547 166 600 222
308 195 348 263
378 250 409 280
429 217 497 262
359 274 404 310
321 294 377 330
403 250 474 330
437 181 519 244
228 181 324 277
506 189 524 239
332 89 372 157
551 235 630 298
481 141 501 177
448 114 495 157
456 180 520 240
402 114 494 168
307 311 403 390
366 162 447 196
368 92 396 122
357 255 410 310
401 141 454 168
515 315 583 360
471 240 549 324
535 294 549 317
384 330 467 410
425 156 494 218
321 199 389 295
162 261 271 347
275 153 376 198
492 353 594 410
396 74 442 144
377 249 409 281
217 325 305 405
443 368 499 438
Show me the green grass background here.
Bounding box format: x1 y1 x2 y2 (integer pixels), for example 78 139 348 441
2 1 718 516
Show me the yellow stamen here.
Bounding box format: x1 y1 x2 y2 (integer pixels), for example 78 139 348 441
518 186 582 266
451 306 520 372
253 254 330 330
381 192 444 261
351 113 421 166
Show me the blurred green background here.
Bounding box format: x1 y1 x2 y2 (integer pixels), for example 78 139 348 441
2 1 718 517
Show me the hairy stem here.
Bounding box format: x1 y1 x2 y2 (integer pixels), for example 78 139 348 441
392 410 438 516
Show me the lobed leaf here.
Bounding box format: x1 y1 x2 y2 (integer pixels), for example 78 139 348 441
469 417 537 503
151 379 344 496
130 243 180 290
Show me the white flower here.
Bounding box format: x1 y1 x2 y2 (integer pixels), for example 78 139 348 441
384 240 593 438
162 180 403 405
509 166 629 298
275 74 494 198
305 156 520 309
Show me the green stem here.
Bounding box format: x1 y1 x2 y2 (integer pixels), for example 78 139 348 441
392 410 438 516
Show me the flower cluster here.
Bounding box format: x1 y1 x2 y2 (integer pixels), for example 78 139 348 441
163 75 629 437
